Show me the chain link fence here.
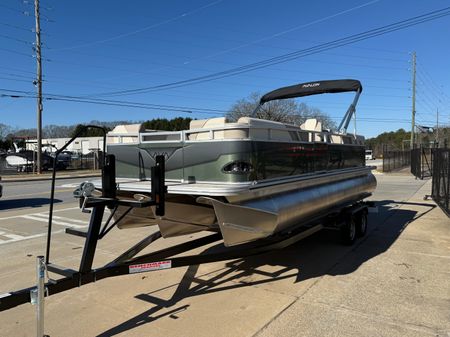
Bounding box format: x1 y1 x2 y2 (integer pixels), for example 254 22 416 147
0 151 103 176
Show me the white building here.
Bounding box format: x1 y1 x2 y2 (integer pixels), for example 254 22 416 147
26 136 104 154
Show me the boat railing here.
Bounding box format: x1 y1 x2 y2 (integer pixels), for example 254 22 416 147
107 124 362 145
107 132 140 145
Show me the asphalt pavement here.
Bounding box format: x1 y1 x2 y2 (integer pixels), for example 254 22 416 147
0 171 448 337
0 177 97 245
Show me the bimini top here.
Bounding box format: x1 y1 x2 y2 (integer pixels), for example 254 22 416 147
260 79 362 104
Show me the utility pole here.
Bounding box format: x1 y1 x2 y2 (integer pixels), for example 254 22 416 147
410 51 416 149
436 108 439 146
34 0 43 174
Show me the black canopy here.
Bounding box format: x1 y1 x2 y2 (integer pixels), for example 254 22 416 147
260 79 362 104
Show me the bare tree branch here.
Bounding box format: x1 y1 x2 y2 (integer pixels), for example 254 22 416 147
227 92 336 129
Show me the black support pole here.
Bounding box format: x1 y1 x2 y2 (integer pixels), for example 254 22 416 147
79 205 105 273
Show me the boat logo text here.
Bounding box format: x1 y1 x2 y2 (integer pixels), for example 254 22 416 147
302 83 320 88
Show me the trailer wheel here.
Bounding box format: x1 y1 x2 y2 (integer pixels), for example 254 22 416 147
356 211 368 237
341 215 356 245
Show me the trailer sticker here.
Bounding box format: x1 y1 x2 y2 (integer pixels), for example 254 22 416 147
129 260 172 273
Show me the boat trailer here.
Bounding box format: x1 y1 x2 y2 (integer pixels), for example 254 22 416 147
0 127 373 337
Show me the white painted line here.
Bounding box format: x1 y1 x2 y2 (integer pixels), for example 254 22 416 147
0 231 63 245
53 206 80 212
3 233 26 240
0 206 80 221
59 183 85 188
21 215 86 229
33 213 88 225
53 215 89 224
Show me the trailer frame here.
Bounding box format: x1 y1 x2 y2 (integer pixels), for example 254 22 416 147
0 198 371 312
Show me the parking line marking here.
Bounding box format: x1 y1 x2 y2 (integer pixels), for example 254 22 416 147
33 213 88 225
3 233 26 240
21 215 86 229
59 183 83 188
0 231 64 245
0 206 80 220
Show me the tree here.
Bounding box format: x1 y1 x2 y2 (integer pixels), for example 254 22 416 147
12 128 36 138
70 124 111 138
0 123 12 139
142 117 192 131
365 128 411 157
226 92 337 129
43 124 75 138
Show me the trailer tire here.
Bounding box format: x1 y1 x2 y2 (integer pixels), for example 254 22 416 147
341 215 356 245
356 211 368 237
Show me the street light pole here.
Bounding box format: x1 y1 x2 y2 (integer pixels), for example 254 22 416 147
34 0 43 174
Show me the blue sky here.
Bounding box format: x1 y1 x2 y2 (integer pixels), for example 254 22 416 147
1 0 450 138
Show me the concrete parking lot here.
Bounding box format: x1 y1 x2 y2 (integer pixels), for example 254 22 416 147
0 172 449 337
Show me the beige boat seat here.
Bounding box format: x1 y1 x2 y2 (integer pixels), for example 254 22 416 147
188 117 231 140
300 119 323 142
236 117 293 140
330 134 343 144
300 119 322 132
189 117 228 130
188 116 298 141
107 123 144 144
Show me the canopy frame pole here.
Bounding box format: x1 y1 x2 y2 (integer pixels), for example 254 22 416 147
338 89 361 134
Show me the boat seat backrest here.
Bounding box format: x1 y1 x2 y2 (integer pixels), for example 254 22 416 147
107 123 143 144
300 119 322 132
236 117 287 129
188 117 228 140
236 117 293 140
189 117 228 130
331 134 343 144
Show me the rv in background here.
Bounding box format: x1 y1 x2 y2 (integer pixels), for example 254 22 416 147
365 149 375 160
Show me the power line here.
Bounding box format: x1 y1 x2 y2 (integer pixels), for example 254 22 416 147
89 6 450 97
47 41 408 75
0 89 421 124
0 88 226 114
0 47 32 57
0 21 32 32
192 16 409 56
0 76 32 83
416 68 449 104
50 0 225 51
176 0 382 65
0 65 35 75
0 72 32 79
2 92 421 124
0 3 27 14
0 33 32 45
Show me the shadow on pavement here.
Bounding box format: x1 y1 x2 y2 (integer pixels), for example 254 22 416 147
0 198 62 210
97 200 435 337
